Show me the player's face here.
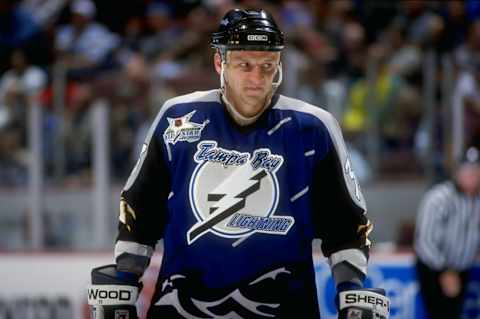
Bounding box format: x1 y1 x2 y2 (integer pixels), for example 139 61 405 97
217 50 280 117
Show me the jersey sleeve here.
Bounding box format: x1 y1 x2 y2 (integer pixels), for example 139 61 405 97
114 110 171 275
310 112 372 279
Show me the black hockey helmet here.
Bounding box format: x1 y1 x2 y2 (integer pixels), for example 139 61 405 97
211 9 285 53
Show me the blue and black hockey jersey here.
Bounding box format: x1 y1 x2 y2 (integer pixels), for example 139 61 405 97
115 89 372 318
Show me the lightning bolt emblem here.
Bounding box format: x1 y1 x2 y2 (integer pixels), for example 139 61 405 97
187 166 268 244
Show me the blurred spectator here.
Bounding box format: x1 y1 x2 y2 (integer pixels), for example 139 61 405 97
153 3 219 93
140 2 182 64
109 90 152 181
20 0 68 28
0 0 39 47
61 83 94 183
466 0 480 21
55 0 119 80
410 12 448 53
394 0 429 41
384 22 422 84
0 49 47 112
280 0 315 34
452 62 480 150
0 126 27 185
0 0 49 72
359 0 399 42
341 46 404 148
332 21 367 81
0 49 47 185
279 1 336 107
116 15 146 69
341 40 426 175
441 1 469 51
414 146 480 319
50 0 121 182
454 19 480 72
323 0 356 47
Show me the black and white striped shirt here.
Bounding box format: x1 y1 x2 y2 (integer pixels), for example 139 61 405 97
414 181 480 271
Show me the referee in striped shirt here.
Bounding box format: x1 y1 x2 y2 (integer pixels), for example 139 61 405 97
414 146 480 319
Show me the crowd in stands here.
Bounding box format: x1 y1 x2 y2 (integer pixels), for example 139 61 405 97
1 0 480 186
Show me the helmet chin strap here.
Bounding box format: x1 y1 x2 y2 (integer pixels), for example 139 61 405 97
220 60 283 126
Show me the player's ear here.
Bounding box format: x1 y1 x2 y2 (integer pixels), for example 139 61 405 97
214 52 222 75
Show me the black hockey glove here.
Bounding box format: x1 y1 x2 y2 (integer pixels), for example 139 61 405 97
337 285 390 319
87 264 140 319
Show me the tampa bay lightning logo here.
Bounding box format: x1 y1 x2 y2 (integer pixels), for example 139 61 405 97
187 141 294 246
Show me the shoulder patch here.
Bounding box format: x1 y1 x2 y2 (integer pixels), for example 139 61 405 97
163 110 209 145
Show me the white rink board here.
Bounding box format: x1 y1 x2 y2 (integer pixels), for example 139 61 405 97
0 253 113 319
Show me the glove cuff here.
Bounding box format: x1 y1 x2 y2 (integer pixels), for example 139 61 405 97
87 284 138 306
338 288 390 319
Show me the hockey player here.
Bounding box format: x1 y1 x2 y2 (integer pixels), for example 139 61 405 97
88 8 389 319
